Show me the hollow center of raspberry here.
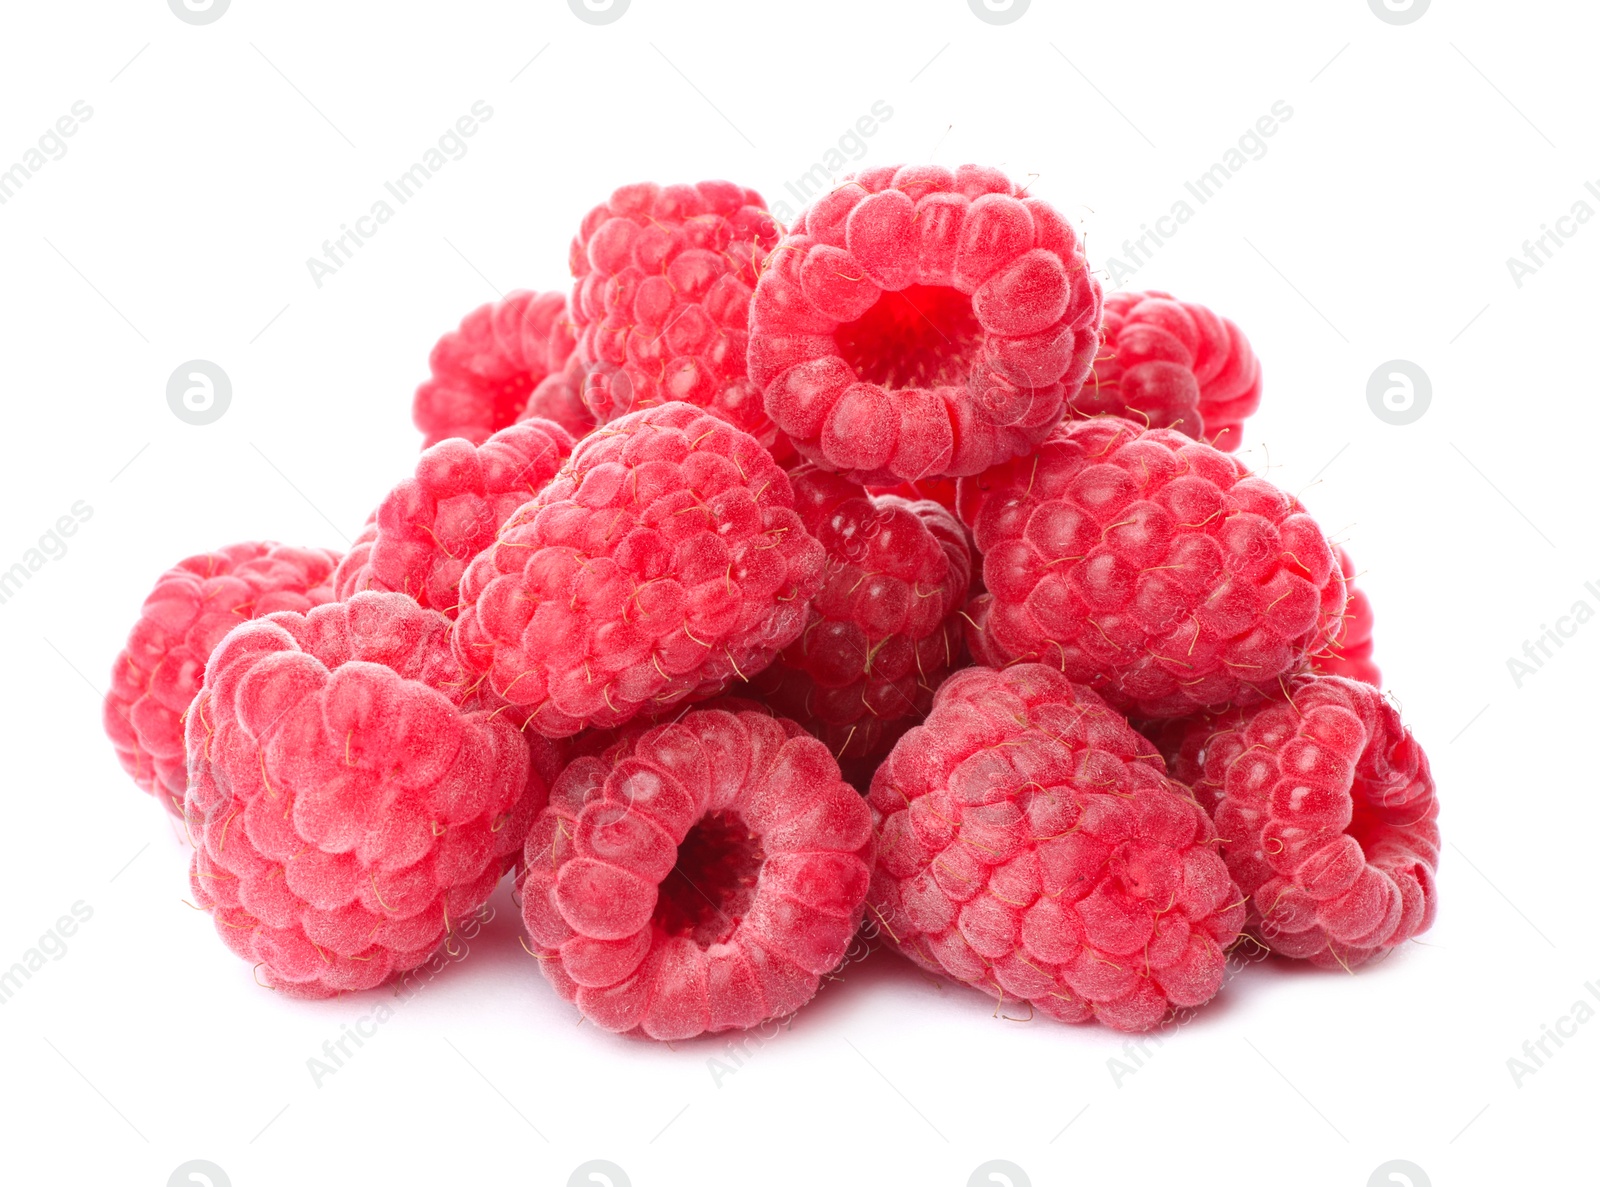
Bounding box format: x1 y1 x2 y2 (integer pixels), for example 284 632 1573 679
492 374 536 427
1346 775 1390 857
653 811 765 946
834 284 983 390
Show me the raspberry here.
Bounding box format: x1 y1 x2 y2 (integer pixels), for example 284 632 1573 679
748 164 1102 483
519 355 597 440
867 664 1244 1031
453 402 825 737
866 475 959 515
1077 291 1262 452
568 180 782 447
960 592 1010 669
1159 673 1438 969
183 593 553 998
413 290 576 447
752 465 972 764
331 418 575 617
958 416 1346 718
104 542 340 816
1315 547 1379 686
521 704 874 1039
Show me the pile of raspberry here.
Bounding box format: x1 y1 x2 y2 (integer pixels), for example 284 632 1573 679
104 164 1438 1039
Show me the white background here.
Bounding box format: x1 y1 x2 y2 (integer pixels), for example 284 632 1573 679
1 1 1594 1184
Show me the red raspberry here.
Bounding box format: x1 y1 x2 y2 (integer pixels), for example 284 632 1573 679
1315 547 1379 686
332 418 574 617
453 402 825 737
752 465 971 763
958 416 1346 718
521 704 874 1039
104 542 340 817
568 180 782 447
183 593 553 997
748 164 1102 484
413 290 576 448
520 355 597 440
959 592 1010 669
867 664 1244 1031
866 475 959 515
1160 673 1438 969
1077 291 1262 452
